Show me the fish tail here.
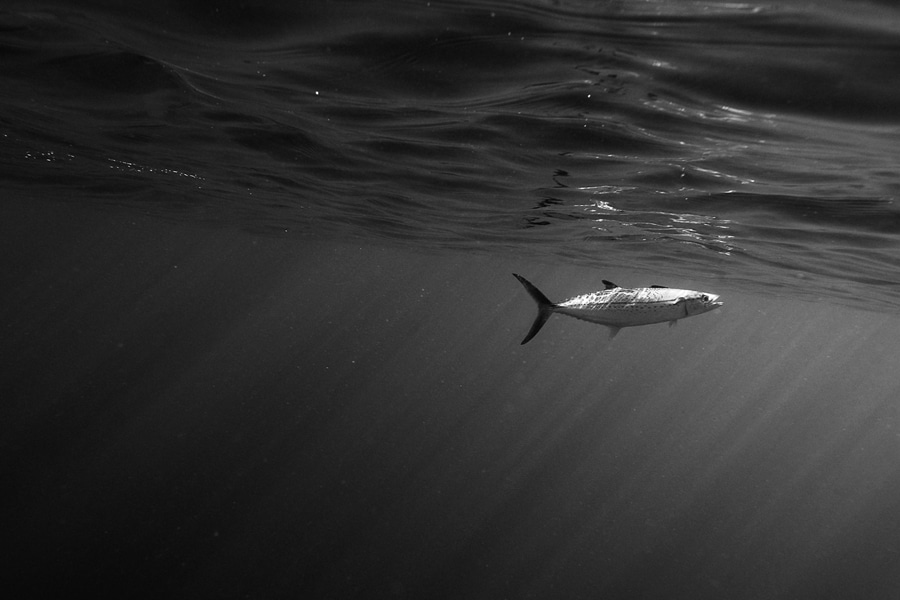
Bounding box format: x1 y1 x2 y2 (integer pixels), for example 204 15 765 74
513 274 554 345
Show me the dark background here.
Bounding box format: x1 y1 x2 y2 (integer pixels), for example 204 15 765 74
3 199 900 598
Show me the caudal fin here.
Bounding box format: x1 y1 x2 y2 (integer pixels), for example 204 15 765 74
512 274 554 345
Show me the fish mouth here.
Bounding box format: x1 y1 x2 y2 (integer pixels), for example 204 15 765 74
708 294 723 308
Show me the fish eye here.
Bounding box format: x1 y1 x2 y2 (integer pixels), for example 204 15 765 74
701 294 709 302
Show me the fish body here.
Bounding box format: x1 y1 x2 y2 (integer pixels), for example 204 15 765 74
513 274 722 344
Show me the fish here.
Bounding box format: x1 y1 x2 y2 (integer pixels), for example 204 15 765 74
513 273 723 344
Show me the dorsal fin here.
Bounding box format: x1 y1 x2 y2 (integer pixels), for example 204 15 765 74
650 285 668 288
602 280 619 289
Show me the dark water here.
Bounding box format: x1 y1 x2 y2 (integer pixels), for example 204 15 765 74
3 1 900 598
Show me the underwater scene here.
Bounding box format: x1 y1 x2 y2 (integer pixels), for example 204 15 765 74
3 1 900 598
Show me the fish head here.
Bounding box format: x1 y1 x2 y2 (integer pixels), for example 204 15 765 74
683 292 723 316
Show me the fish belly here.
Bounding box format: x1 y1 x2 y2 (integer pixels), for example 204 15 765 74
556 301 685 327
